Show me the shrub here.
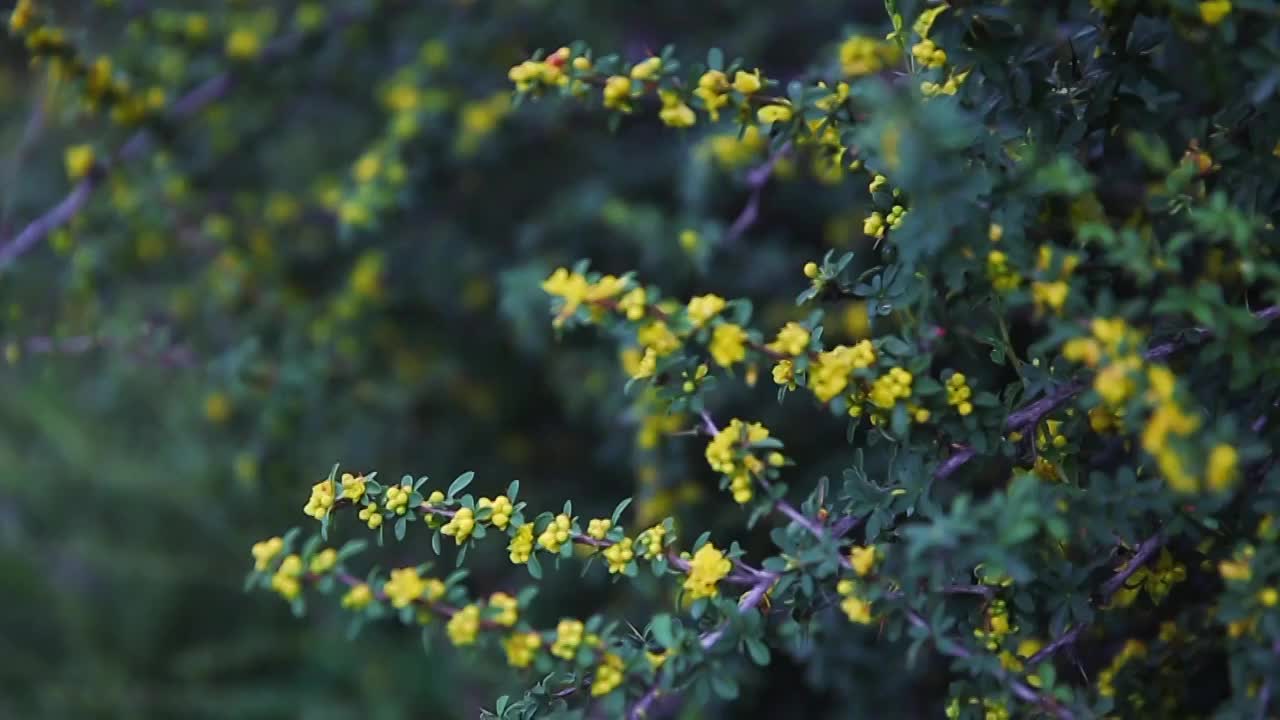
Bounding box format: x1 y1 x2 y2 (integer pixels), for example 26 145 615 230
6 0 1280 718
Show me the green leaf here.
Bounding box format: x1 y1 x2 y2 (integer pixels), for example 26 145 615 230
527 554 543 579
610 497 632 525
710 673 739 700
745 637 771 666
707 47 723 71
650 614 677 649
447 471 475 500
395 516 408 541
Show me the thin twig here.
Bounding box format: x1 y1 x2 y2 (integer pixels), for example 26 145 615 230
723 143 790 245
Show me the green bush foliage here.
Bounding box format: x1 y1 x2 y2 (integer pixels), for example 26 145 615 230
4 0 1280 718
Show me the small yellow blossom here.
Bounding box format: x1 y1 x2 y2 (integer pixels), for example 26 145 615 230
687 294 727 328
592 653 626 696
757 103 793 124
341 582 374 610
441 506 476 544
340 473 367 501
732 69 762 94
538 513 573 553
447 604 481 646
587 518 612 540
384 567 428 608
478 495 513 529
630 56 662 81
251 536 284 571
683 543 732 599
509 523 535 564
504 631 542 667
603 537 635 574
766 322 810 356
225 28 261 60
1206 444 1239 493
489 592 519 627
1199 0 1231 25
710 323 748 367
849 545 877 577
303 478 336 519
309 548 337 574
271 554 304 600
65 145 96 181
551 618 585 660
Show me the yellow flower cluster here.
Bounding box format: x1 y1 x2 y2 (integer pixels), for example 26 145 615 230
849 545 878 577
809 340 877 402
341 582 374 610
551 618 585 660
709 323 748 367
839 35 901 77
1199 0 1232 25
687 294 727 328
987 250 1021 292
1098 639 1147 697
591 653 626 696
504 631 542 668
911 39 947 69
868 367 913 410
384 484 412 515
477 495 513 529
340 473 367 501
271 554 304 600
636 524 668 559
252 536 284 571
683 543 732 599
658 90 695 128
303 478 336 519
973 600 1017 651
766 322 810 356
65 145 96 182
447 604 481 646
441 507 476 544
488 592 519 627
309 548 337 574
1220 545 1254 582
603 537 635 574
587 517 612 540
694 70 731 121
946 373 974 416
772 359 797 389
358 502 383 529
1111 549 1186 608
705 418 772 504
509 523 535 564
507 46 573 92
541 267 629 325
538 513 574 552
384 567 443 609
836 579 874 624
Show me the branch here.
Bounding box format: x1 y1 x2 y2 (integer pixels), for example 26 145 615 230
0 13 357 270
627 572 778 720
723 143 790 245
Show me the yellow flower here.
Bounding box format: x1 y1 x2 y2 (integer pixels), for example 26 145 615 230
587 517 612 540
340 473 367 501
1220 554 1252 582
839 35 900 77
849 545 877 576
225 28 261 60
636 524 668 559
538 513 573 553
808 341 876 402
757 104 793 124
251 536 284 571
840 594 874 624
303 478 336 519
1199 0 1231 25
542 267 591 319
766 322 810 357
911 39 947 69
603 537 635 574
441 506 476 544
383 485 411 515
358 502 383 529
489 592 519 627
65 145 96 181
603 75 632 111
1094 364 1134 407
618 288 647 321
868 367 913 409
658 90 696 128
687 294 727 328
9 0 35 32
772 359 796 389
1206 444 1239 493
592 653 626 696
1258 588 1278 607
447 604 481 646
384 567 428 608
271 554 304 600
637 321 681 356
683 543 732 599
710 323 748 367
863 212 886 239
478 495 513 529
732 69 762 94
509 523 535 564
309 548 338 574
551 618 585 660
630 56 662 81
1031 280 1070 314
504 631 542 667
341 582 374 610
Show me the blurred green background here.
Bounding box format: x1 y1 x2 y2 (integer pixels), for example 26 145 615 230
0 1 928 717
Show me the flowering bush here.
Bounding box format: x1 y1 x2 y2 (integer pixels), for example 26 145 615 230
6 0 1280 718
